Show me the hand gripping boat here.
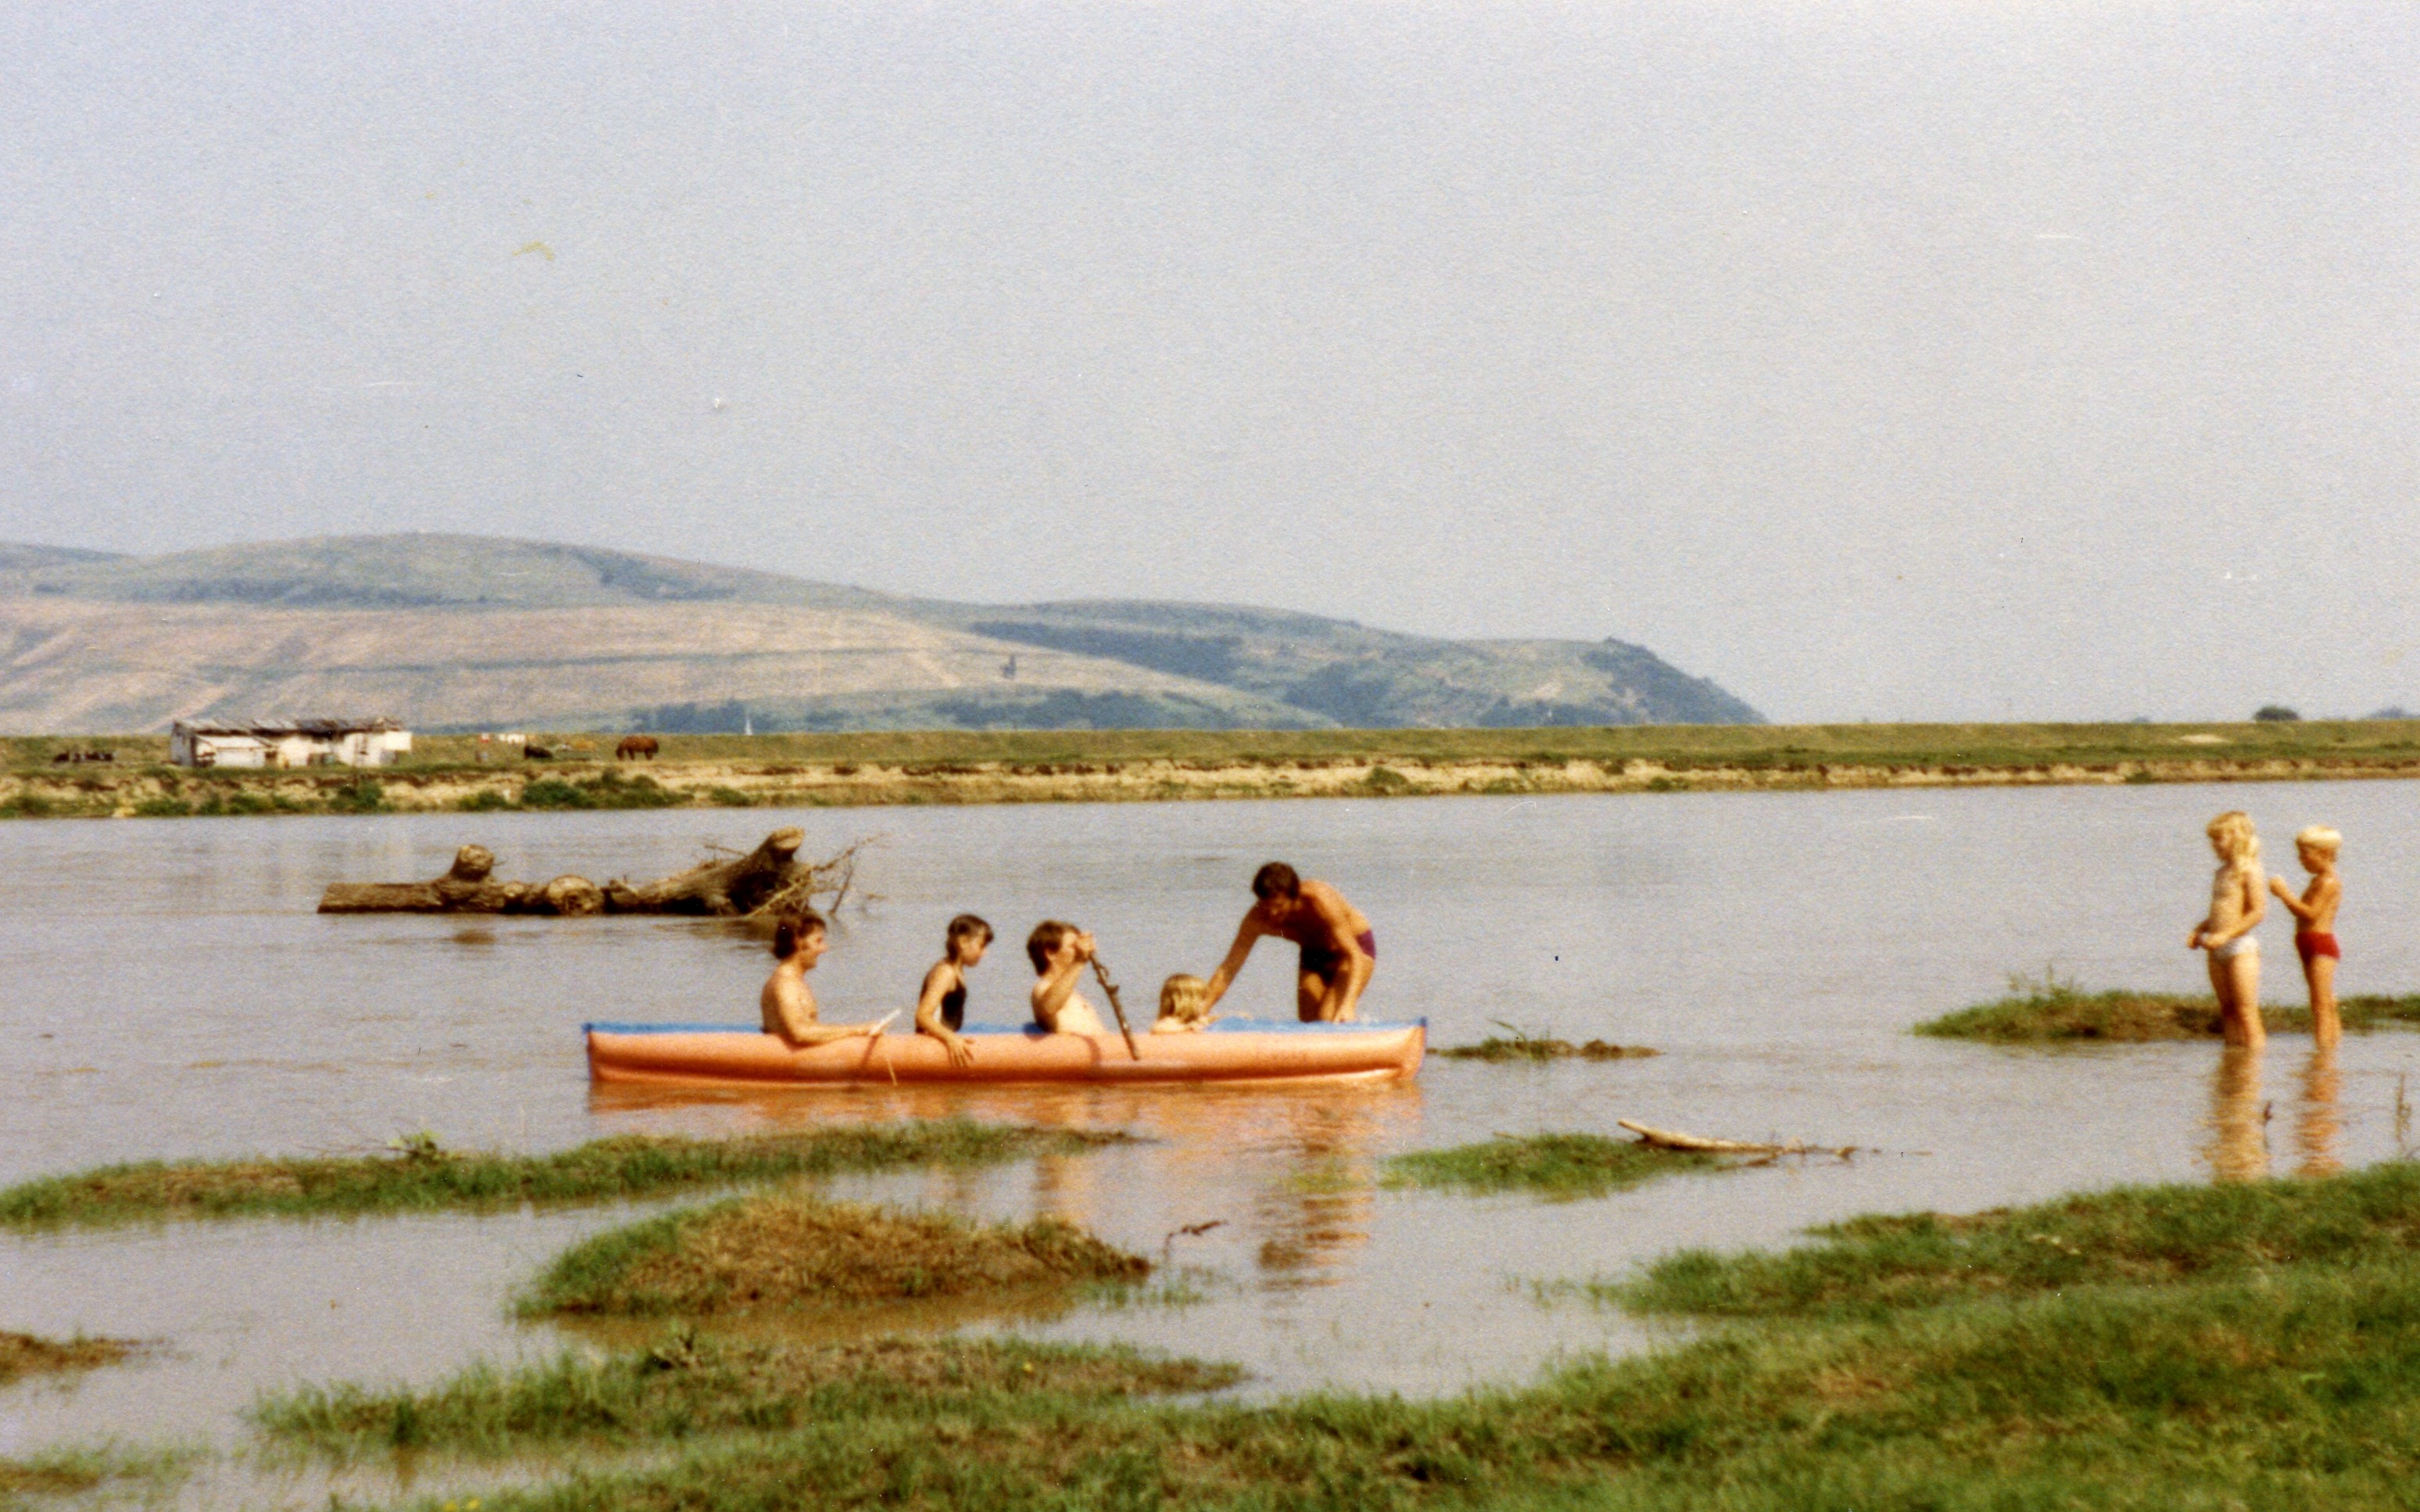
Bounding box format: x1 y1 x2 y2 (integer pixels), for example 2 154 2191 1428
585 1018 1425 1087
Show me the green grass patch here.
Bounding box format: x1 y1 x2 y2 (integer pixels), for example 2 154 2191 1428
523 1192 1149 1317
1615 1159 2420 1320
1382 1133 1719 1198
0 1330 135 1385
1917 978 2420 1041
1436 1037 1659 1062
0 1120 1124 1230
253 1334 1239 1456
0 1442 194 1504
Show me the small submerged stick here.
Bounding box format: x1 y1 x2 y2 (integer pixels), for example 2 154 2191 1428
1088 958 1142 1061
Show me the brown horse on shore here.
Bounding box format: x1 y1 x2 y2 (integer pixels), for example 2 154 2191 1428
616 735 660 761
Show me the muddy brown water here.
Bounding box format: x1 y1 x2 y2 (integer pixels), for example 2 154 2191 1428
5 783 2420 1505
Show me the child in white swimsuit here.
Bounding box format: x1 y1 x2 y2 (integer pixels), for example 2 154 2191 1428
2189 810 2266 1047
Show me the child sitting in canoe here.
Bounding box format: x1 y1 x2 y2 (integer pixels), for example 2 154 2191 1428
913 913 993 1066
760 910 886 1047
1027 920 1110 1035
2270 825 2343 1044
1151 973 1214 1034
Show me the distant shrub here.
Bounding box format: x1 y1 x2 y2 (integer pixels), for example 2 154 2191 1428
328 779 389 814
1361 766 1414 794
706 786 755 807
2253 705 2302 722
457 790 514 812
130 797 185 818
521 772 683 811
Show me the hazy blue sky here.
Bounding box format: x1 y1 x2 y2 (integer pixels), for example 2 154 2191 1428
2 2 2411 722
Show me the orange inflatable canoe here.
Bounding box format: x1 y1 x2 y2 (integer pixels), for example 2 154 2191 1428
584 1018 1426 1087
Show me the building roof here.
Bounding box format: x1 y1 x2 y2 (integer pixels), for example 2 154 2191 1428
172 718 406 736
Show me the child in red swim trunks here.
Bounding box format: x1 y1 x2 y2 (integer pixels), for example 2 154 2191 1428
2270 825 2343 1045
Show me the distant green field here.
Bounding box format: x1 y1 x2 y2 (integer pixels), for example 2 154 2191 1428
10 719 2420 773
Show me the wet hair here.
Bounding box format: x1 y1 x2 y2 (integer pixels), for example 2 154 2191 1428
1251 862 1302 902
1158 973 1210 1024
946 913 995 955
2207 812 2260 867
2295 825 2343 857
1027 919 1077 973
772 909 827 960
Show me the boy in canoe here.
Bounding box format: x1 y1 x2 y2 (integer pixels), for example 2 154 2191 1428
760 911 887 1047
1027 920 1112 1034
1200 862 1375 1023
913 913 994 1066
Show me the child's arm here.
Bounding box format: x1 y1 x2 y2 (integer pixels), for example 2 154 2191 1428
2268 875 2320 923
913 962 975 1067
1031 961 1085 1030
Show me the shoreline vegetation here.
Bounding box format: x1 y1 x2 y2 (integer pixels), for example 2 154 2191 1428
249 1163 2420 1509
0 1122 1124 1231
523 1193 1151 1317
1917 979 2420 1041
8 720 2420 819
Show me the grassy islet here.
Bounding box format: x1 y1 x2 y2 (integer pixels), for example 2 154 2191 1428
524 1192 1150 1317
1382 1134 1718 1198
0 1121 1124 1230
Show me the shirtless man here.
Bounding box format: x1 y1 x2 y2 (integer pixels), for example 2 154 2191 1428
1200 862 1374 1023
759 911 885 1047
2270 825 2343 1045
1027 920 1111 1034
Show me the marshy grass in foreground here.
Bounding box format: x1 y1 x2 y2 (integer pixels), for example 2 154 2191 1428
0 1330 134 1385
525 1192 1150 1317
1382 1133 1718 1198
1615 1157 2420 1320
318 1163 2420 1511
254 1335 1239 1457
0 1120 1123 1230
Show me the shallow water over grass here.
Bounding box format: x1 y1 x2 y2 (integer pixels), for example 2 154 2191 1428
5 783 2420 1504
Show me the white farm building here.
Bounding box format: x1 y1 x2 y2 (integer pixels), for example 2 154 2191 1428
169 718 412 769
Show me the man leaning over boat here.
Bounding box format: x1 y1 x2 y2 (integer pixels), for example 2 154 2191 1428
1199 862 1375 1023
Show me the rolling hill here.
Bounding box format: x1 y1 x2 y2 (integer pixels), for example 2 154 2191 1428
0 536 1760 733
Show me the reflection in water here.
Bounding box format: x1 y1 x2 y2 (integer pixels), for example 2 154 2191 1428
1244 1098 1386 1286
2294 1044 2342 1177
583 1077 1418 1286
2202 1044 2269 1183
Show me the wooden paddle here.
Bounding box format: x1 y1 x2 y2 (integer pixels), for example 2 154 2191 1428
1088 955 1142 1060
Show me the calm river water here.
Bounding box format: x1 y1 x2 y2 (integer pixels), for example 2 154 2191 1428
5 783 2418 1503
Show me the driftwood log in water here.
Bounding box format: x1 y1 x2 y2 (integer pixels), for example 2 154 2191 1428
601 827 806 915
317 829 855 919
1616 1120 1857 1159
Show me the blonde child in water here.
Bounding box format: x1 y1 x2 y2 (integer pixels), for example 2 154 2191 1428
2270 826 2343 1045
1152 973 1214 1034
2189 810 2267 1048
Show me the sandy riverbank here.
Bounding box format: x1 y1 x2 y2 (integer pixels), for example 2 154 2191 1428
5 747 2420 819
